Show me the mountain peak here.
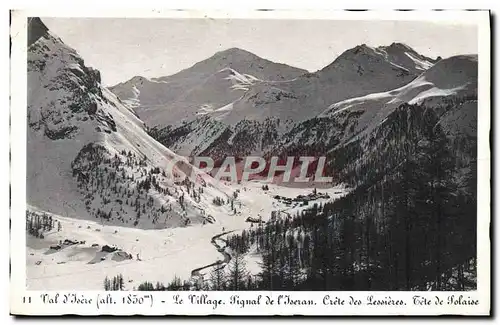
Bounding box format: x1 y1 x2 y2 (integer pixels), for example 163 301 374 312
378 42 438 63
375 42 438 72
211 47 258 60
350 44 375 55
317 42 421 82
386 42 414 51
28 17 49 46
129 75 148 83
216 47 253 54
324 44 379 69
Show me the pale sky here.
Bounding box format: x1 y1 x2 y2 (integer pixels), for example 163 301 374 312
42 18 478 86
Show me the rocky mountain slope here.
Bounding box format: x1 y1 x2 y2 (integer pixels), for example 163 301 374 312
27 18 234 230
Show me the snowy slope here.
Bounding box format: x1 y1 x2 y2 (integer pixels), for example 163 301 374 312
264 54 477 176
26 182 349 290
27 18 234 230
26 207 239 290
318 54 478 141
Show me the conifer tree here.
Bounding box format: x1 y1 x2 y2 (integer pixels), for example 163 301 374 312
227 251 248 291
103 276 111 291
209 265 226 290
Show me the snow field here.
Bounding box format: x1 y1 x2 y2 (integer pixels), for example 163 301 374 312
26 182 349 290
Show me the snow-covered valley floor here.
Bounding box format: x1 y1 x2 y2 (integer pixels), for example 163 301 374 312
26 181 348 290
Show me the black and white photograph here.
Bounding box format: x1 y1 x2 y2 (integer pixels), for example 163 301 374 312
9 8 491 316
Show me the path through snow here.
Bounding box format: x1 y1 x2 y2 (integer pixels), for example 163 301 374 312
190 230 235 284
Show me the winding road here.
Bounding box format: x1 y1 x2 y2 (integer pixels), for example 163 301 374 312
189 198 295 284
190 230 235 282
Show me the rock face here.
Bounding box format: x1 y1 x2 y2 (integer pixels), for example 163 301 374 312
28 17 49 46
101 245 118 253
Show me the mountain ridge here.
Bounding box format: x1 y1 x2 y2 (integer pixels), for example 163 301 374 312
155 47 309 82
116 42 450 164
109 42 437 131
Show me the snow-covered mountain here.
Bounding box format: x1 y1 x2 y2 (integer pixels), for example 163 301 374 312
375 42 439 74
292 54 477 149
120 43 439 162
220 43 432 124
273 54 477 185
27 18 234 230
109 48 308 127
